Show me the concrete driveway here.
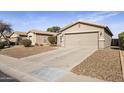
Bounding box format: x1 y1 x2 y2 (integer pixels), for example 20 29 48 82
0 47 102 82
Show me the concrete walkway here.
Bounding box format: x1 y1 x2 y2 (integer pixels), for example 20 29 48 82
120 50 124 80
0 47 103 82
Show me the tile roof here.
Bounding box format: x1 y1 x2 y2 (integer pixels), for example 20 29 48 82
28 29 57 35
14 31 27 36
59 21 113 36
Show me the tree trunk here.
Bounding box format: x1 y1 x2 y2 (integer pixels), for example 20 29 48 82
0 32 10 47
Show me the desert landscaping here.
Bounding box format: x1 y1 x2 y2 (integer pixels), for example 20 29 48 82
72 47 123 82
0 45 56 58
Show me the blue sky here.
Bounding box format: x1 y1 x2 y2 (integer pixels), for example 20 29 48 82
0 11 123 38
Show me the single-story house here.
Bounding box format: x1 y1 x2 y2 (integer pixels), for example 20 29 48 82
27 29 57 45
10 32 27 42
0 33 13 41
57 21 113 49
0 32 27 44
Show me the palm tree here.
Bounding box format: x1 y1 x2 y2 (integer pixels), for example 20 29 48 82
0 21 12 47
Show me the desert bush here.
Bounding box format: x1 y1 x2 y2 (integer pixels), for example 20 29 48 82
0 42 5 49
40 44 43 46
22 39 32 47
48 36 57 45
119 32 124 49
10 41 15 46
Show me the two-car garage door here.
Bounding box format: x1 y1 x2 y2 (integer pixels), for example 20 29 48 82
64 32 98 49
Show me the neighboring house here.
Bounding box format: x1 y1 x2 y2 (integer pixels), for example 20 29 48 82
57 21 113 49
10 32 27 44
27 29 57 45
0 33 13 41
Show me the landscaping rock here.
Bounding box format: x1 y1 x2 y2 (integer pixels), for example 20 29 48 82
72 48 123 82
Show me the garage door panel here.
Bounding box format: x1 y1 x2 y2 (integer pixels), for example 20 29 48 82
65 32 98 49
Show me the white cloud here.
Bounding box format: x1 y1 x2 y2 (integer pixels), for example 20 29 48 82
77 11 122 38
78 11 120 22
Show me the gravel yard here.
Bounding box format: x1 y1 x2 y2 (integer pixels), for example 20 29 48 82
72 48 123 82
0 45 56 58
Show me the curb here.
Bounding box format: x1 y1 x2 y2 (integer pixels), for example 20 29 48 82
119 50 124 80
0 63 45 82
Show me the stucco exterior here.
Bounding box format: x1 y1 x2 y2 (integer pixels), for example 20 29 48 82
36 34 50 45
0 32 27 44
27 30 57 45
57 21 113 49
10 32 27 42
104 29 112 48
27 32 36 45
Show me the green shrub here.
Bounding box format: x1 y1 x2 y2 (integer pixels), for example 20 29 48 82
22 39 32 47
0 42 5 49
119 32 124 49
48 36 57 45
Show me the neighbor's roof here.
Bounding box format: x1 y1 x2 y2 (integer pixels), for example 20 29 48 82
13 31 27 36
59 21 113 36
28 29 57 35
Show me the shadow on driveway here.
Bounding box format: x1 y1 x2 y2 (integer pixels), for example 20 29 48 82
0 71 19 82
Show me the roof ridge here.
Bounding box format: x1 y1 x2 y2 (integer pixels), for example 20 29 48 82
59 20 113 36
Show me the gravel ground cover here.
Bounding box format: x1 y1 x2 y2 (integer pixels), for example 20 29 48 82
72 48 123 82
0 46 56 58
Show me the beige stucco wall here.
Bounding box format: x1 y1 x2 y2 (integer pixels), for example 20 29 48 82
10 33 27 42
57 34 65 47
57 23 112 49
36 34 50 45
57 24 104 48
62 23 103 33
10 37 17 42
104 30 112 48
27 32 36 45
10 33 18 42
0 36 13 42
27 32 52 45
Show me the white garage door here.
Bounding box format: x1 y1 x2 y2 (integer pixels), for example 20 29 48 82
65 32 98 49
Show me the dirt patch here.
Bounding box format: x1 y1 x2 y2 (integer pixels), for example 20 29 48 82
72 48 123 82
0 46 56 58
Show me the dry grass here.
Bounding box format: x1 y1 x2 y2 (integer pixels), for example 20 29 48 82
0 45 56 58
72 48 123 82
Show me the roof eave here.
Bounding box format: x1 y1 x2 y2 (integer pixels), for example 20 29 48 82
105 26 113 36
59 21 113 36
